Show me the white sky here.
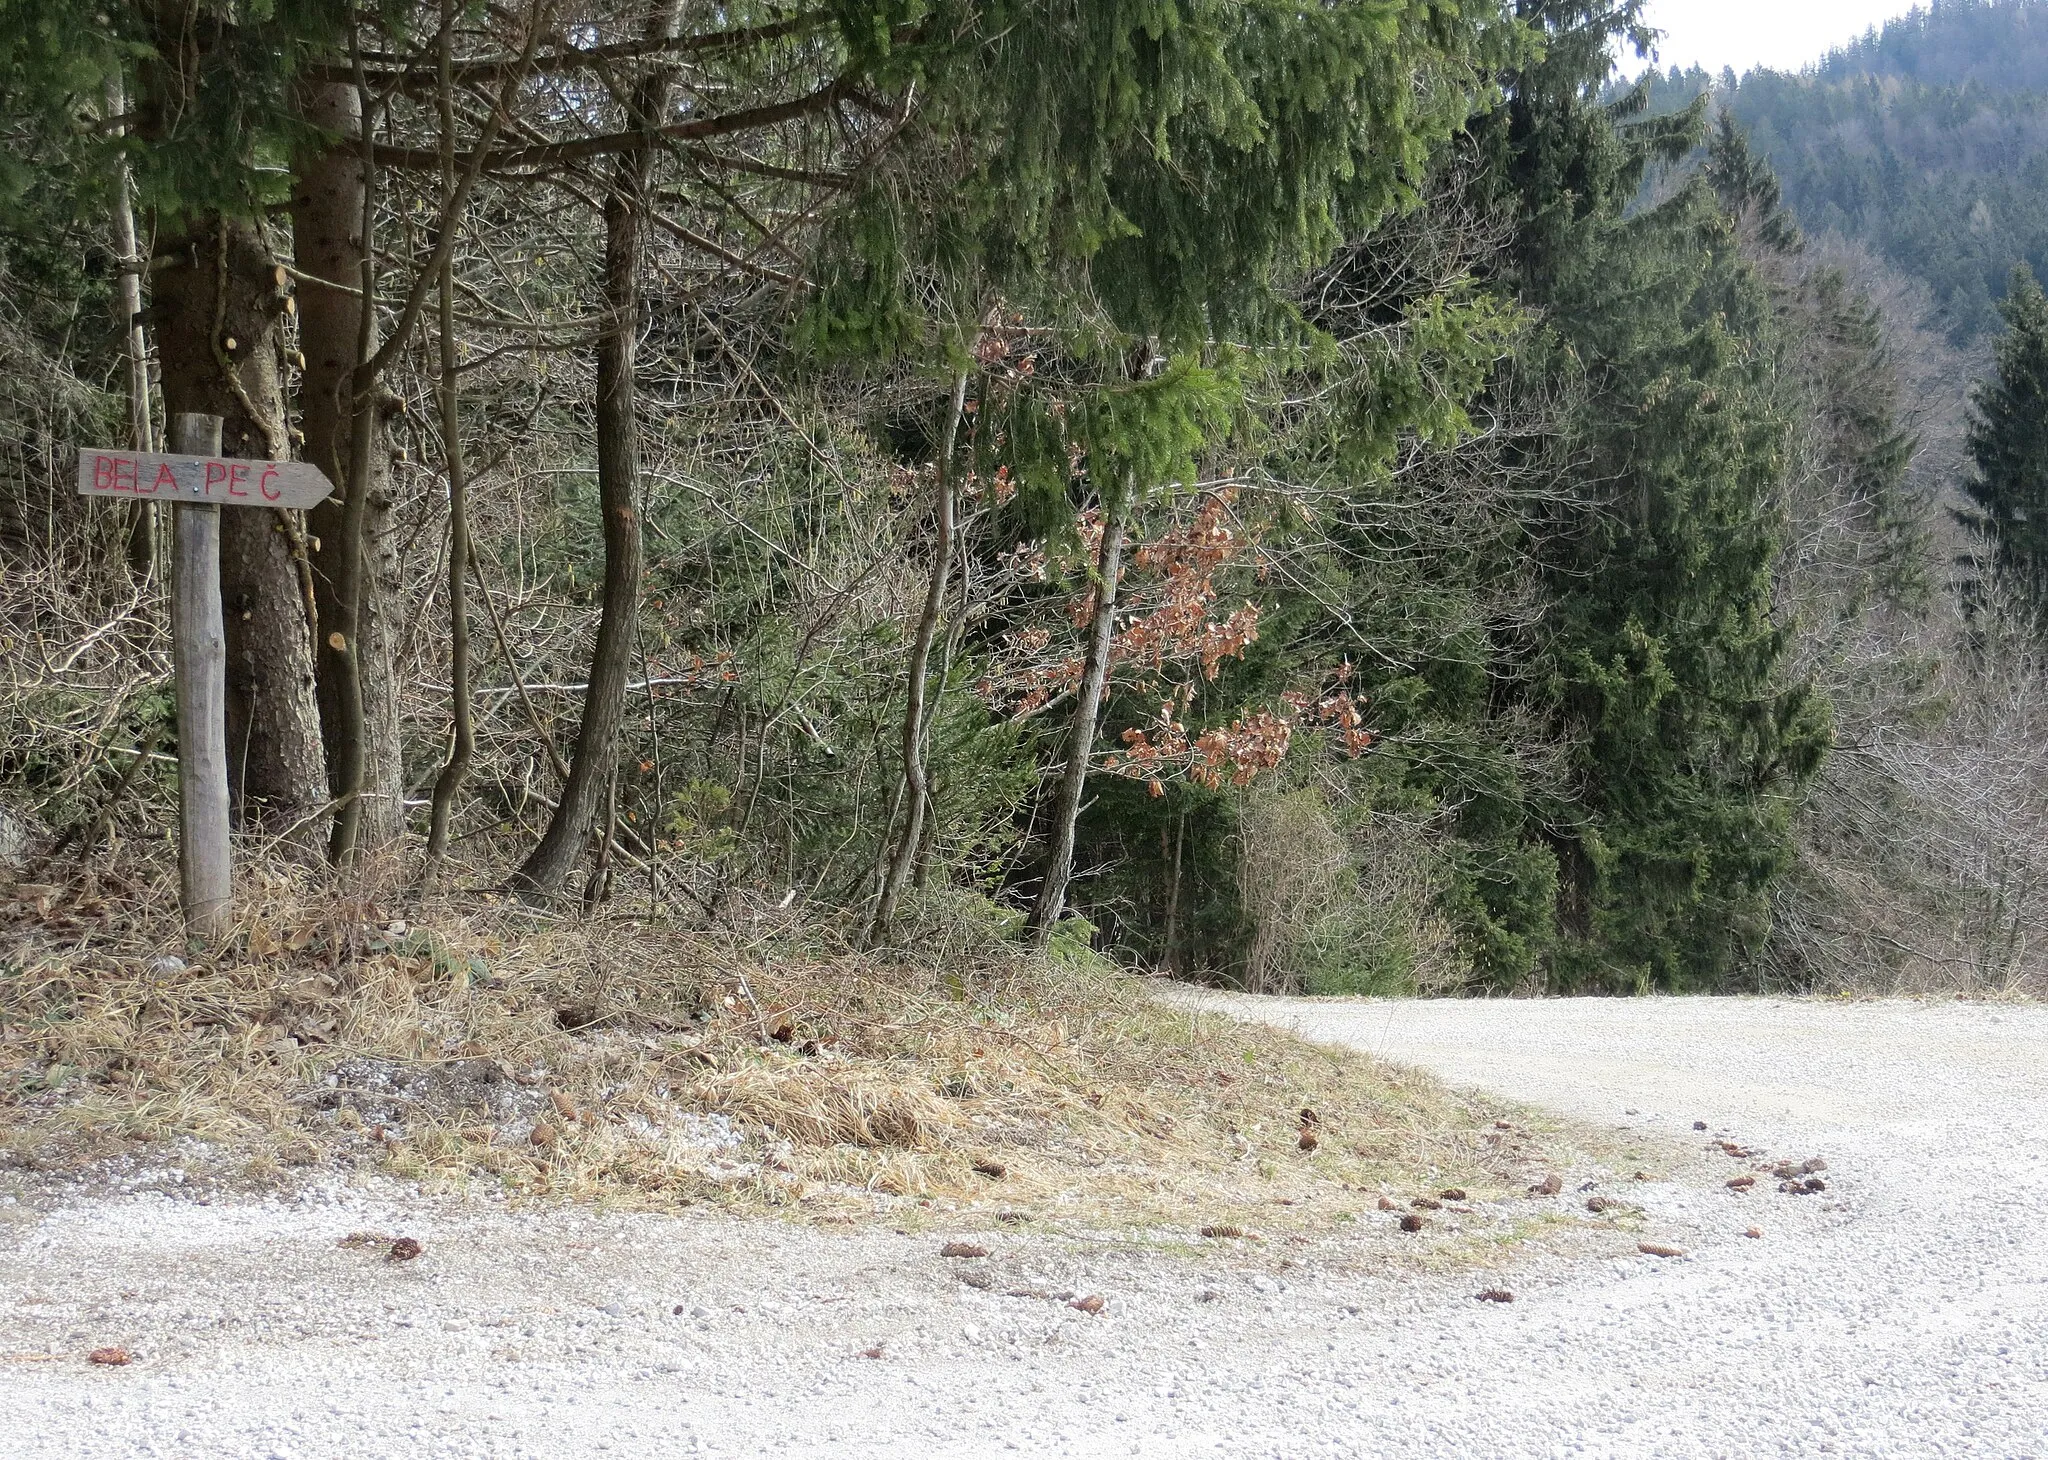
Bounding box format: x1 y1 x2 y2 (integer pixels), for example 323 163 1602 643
1623 0 1927 78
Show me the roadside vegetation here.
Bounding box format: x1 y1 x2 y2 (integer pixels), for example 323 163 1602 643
3 1 2045 1221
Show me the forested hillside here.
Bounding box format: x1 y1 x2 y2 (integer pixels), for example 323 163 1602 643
1639 0 2048 344
2 0 2043 1005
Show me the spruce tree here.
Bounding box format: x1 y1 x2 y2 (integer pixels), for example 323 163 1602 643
1958 267 2048 635
1470 0 1831 992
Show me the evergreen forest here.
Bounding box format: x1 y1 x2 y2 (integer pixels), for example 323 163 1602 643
4 0 2047 1004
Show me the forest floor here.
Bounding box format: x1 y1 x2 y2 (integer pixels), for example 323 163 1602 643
2 994 2041 1457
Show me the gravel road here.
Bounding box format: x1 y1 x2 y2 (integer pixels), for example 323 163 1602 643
4 995 2044 1459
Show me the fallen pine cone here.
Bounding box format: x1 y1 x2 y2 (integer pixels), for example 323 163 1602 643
1375 1196 1398 1212
88 1347 131 1366
971 1157 1007 1180
548 1088 578 1121
1199 1224 1247 1239
1586 1195 1614 1213
1529 1173 1563 1197
1475 1289 1514 1304
387 1237 423 1262
1438 1188 1467 1202
1726 1176 1756 1191
1637 1242 1687 1259
1297 1127 1319 1152
1398 1213 1425 1233
1298 1107 1321 1127
1778 1177 1827 1195
939 1242 989 1259
1410 1197 1442 1211
1068 1295 1106 1315
530 1121 557 1147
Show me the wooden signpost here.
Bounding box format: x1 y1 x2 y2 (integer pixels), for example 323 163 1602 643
77 415 335 945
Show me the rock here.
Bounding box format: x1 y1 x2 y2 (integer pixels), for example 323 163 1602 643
1744 1227 1764 1239
1693 1121 1709 1131
0 797 44 867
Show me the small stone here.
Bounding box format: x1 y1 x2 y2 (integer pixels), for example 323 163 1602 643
1693 1120 1709 1131
1744 1227 1763 1239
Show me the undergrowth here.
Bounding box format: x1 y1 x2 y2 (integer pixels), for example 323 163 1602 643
0 858 1569 1233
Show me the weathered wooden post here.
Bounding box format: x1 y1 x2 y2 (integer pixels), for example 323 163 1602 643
77 421 335 948
168 413 233 945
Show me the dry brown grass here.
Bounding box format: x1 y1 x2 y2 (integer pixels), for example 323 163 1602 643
0 859 1573 1235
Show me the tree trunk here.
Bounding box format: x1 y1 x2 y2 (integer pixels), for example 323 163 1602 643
150 218 328 839
294 80 405 860
1025 500 1128 948
513 7 680 898
869 366 970 940
423 0 474 891
104 74 157 576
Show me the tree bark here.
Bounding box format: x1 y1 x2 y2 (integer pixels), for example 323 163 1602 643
1025 500 1128 948
150 218 328 839
294 79 405 860
512 4 681 898
869 366 970 940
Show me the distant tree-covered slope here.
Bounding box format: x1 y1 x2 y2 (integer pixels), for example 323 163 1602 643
1633 0 2048 343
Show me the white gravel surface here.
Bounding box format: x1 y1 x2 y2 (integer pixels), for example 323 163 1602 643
4 995 2045 1459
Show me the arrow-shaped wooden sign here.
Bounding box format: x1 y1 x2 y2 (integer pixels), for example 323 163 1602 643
77 449 334 510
